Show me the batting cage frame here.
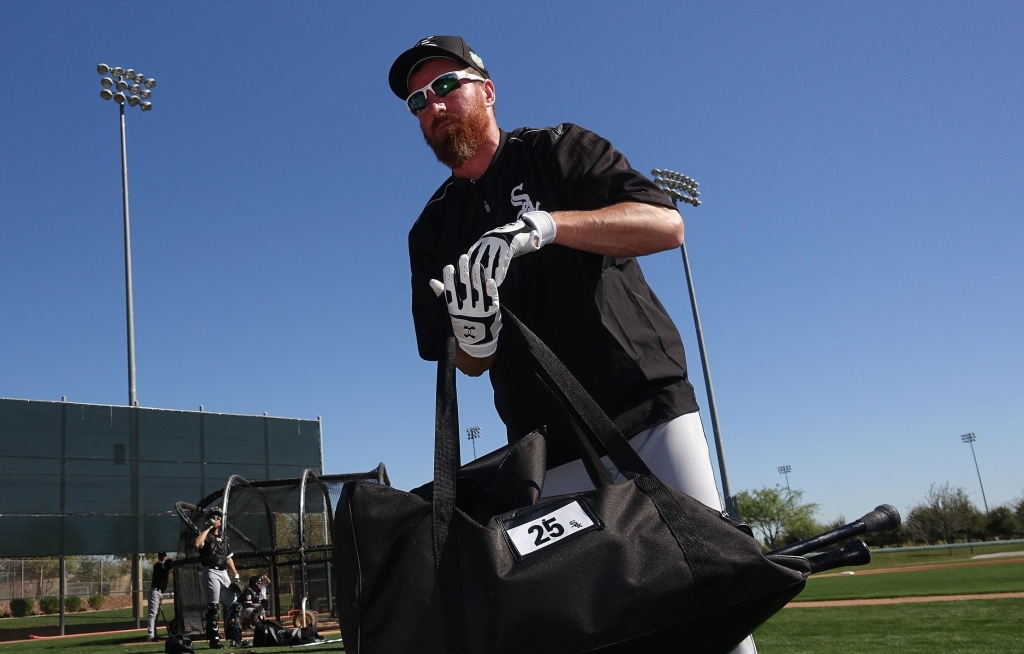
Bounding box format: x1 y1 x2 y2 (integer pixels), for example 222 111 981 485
171 465 389 635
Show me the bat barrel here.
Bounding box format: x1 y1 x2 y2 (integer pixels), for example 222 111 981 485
769 505 901 557
806 539 871 574
770 521 866 557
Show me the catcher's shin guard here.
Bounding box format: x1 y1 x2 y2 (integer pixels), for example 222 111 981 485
225 602 243 646
204 604 222 648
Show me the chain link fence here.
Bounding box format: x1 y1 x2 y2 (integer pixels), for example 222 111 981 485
0 556 140 606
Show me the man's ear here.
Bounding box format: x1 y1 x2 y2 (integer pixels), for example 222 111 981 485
482 79 496 107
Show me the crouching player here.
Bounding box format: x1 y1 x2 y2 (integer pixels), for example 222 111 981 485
238 575 271 629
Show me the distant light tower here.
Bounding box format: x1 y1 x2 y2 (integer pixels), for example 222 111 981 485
960 433 988 512
778 465 792 493
467 426 481 460
96 63 155 408
651 169 740 520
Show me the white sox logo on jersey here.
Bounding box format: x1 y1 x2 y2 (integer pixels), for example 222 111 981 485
510 183 540 218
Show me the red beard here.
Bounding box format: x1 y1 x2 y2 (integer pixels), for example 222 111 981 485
421 103 491 170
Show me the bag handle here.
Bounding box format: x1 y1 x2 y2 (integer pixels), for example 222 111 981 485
431 336 470 653
502 309 654 481
540 382 616 489
502 308 727 613
431 336 459 563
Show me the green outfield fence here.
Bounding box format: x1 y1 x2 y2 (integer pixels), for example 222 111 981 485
873 539 1024 554
0 397 324 637
0 398 322 558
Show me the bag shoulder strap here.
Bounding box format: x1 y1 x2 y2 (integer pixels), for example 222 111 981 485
431 337 470 653
503 307 725 612
432 337 459 564
503 309 651 481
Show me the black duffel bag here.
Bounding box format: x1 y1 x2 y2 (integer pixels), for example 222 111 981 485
253 619 288 647
164 634 194 654
333 308 811 654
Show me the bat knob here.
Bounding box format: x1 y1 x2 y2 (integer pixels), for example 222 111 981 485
859 504 901 532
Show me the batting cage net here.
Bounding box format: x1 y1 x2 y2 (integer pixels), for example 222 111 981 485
172 465 389 635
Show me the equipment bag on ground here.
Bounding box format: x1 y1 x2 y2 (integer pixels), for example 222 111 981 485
333 307 812 654
253 620 288 647
288 624 322 645
164 634 194 654
253 620 322 647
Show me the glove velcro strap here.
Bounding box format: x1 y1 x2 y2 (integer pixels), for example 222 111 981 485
458 339 498 358
452 310 501 358
521 211 557 248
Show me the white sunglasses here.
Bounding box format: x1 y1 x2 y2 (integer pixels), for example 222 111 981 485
406 70 485 114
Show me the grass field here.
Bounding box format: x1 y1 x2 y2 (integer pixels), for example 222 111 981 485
838 543 1024 572
0 629 344 652
2 555 1020 652
755 598 1024 654
2 602 1019 654
796 560 1024 601
0 607 175 631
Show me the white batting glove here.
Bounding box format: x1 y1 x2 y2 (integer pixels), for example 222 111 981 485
430 254 502 358
467 211 556 287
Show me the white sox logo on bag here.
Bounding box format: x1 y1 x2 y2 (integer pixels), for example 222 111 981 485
510 183 540 218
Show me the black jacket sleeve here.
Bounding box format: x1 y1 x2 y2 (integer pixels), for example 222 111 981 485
545 124 676 211
409 220 451 362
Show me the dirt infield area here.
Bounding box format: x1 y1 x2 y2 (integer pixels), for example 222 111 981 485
786 591 1024 608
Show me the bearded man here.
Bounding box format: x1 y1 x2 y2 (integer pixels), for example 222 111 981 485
391 35 757 654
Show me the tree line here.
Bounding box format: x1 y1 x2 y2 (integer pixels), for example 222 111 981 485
736 483 1024 550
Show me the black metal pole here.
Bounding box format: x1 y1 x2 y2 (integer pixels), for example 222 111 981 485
59 398 67 635
298 471 311 618
59 557 66 636
130 407 141 628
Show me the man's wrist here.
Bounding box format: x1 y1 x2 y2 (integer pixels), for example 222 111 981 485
455 347 495 377
521 211 557 248
458 340 497 358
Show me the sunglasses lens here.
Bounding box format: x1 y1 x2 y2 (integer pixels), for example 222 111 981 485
431 75 462 97
407 91 428 113
408 74 476 113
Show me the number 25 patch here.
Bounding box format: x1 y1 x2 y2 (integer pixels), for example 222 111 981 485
499 498 602 560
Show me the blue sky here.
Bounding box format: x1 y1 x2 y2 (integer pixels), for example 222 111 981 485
1 1 1021 523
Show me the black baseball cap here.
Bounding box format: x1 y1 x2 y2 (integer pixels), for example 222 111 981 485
158 551 167 558
388 35 490 99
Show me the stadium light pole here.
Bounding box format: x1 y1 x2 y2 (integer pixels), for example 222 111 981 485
778 465 792 493
651 169 739 520
96 63 155 408
467 426 481 460
97 63 155 629
960 432 988 513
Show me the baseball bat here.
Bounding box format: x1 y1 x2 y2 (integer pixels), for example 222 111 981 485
768 504 901 557
805 539 871 574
